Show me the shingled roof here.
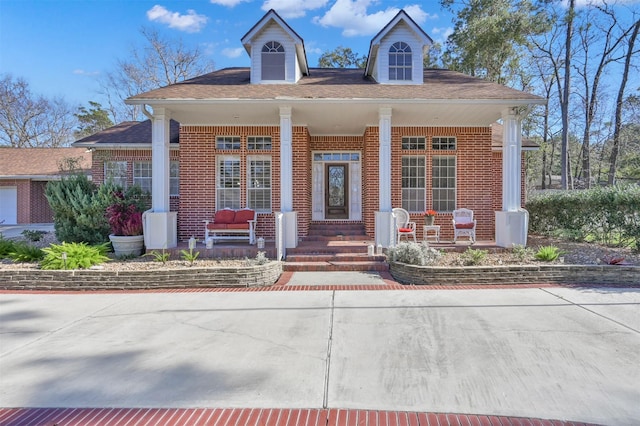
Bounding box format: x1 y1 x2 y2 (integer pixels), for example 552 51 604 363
127 67 543 103
0 148 91 179
73 119 180 147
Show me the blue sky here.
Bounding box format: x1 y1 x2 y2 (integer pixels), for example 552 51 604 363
0 0 454 108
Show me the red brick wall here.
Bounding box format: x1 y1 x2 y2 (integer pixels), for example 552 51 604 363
178 126 283 242
92 125 526 243
30 181 54 223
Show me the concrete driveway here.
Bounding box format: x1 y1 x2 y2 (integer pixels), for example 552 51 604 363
0 287 638 425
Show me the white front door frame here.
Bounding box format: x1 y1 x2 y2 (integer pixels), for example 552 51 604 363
311 151 362 221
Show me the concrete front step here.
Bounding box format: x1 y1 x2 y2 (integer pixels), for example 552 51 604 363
301 234 371 241
283 260 389 272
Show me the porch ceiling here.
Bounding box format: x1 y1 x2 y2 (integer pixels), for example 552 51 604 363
142 100 538 136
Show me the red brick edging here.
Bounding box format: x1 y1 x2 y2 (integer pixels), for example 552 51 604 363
0 407 600 426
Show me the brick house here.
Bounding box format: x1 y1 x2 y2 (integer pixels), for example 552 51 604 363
76 10 544 253
0 148 91 224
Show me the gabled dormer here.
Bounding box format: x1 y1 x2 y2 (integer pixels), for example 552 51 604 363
241 9 309 84
364 10 432 84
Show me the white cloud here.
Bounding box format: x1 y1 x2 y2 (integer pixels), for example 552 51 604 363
431 26 453 43
147 5 208 33
261 0 329 18
222 47 245 58
73 69 100 76
314 0 433 37
210 0 251 6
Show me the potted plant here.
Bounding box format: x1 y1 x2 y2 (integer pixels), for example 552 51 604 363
106 188 146 257
423 209 437 226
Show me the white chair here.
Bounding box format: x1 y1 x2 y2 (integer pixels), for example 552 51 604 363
452 208 477 243
392 207 416 243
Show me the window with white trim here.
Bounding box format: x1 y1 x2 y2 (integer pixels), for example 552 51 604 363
261 41 285 80
432 156 456 212
170 161 179 196
402 136 425 150
401 156 425 212
133 162 152 194
104 161 127 188
248 136 272 151
389 42 412 81
216 156 241 209
432 136 456 150
217 136 240 150
247 156 271 212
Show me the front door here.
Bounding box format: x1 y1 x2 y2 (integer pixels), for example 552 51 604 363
325 163 349 219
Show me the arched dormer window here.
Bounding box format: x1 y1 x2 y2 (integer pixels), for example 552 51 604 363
389 42 412 80
261 41 285 80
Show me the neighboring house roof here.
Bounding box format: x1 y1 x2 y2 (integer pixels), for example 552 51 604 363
0 147 91 180
73 119 180 148
128 67 542 102
490 123 539 151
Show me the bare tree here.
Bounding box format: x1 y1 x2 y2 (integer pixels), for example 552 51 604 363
560 0 576 190
609 18 640 185
0 74 76 147
100 27 215 122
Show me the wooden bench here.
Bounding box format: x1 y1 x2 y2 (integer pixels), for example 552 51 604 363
204 208 257 245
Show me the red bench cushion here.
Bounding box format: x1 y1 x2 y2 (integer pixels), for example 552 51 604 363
455 222 475 229
399 228 413 233
207 223 227 230
214 209 235 224
227 223 250 230
234 209 255 224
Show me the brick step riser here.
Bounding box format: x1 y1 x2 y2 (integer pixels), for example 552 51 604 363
286 255 386 262
287 247 373 255
283 263 389 272
301 234 371 241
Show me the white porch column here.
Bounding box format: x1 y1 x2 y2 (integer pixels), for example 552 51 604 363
144 107 177 249
496 107 528 247
278 106 297 248
375 107 395 247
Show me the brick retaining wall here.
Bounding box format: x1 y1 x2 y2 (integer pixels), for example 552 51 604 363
389 262 640 286
0 262 283 291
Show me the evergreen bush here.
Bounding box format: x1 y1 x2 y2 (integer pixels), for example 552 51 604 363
526 185 640 249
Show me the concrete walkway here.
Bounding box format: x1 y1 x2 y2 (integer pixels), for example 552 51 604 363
1 286 639 425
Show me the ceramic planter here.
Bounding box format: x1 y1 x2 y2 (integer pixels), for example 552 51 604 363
109 234 144 257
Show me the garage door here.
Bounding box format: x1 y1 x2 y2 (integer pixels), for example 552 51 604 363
0 187 18 225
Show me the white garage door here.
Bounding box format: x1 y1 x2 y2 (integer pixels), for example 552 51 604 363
0 187 18 225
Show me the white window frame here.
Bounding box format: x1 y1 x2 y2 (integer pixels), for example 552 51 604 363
248 136 272 151
389 41 412 81
216 155 241 209
216 136 241 150
104 161 128 188
401 156 426 213
432 155 457 212
247 155 271 213
432 136 457 150
133 161 152 194
261 41 285 81
402 136 425 150
170 161 179 196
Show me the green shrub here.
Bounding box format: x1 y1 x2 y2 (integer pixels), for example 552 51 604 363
21 230 47 242
180 248 200 266
41 242 110 270
8 242 45 262
459 247 488 266
534 245 565 262
526 185 640 249
512 244 534 262
0 236 16 259
387 241 441 266
147 249 170 265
